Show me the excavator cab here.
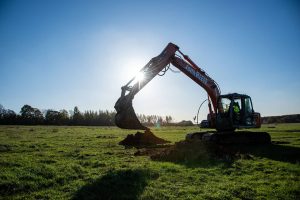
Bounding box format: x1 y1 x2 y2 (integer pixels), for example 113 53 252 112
215 93 261 131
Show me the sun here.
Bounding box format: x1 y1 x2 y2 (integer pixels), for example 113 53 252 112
136 71 145 82
120 56 147 84
131 71 145 86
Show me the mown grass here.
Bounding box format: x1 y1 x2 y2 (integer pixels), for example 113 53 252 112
0 124 299 199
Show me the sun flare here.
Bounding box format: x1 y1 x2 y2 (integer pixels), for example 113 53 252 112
136 72 145 82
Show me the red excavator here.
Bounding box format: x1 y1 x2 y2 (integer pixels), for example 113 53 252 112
114 43 270 143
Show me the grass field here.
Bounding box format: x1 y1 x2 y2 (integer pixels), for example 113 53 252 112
1 124 300 199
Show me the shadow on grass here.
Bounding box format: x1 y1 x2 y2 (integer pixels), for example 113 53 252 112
266 129 300 133
72 169 157 200
236 143 300 164
150 140 300 168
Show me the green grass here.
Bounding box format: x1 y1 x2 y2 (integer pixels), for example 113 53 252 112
0 124 300 199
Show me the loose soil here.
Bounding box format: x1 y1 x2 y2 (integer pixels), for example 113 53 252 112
119 130 171 147
135 140 254 163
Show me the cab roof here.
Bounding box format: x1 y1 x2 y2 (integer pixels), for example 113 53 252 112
219 93 250 99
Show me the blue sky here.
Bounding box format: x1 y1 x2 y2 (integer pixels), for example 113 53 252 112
1 0 299 121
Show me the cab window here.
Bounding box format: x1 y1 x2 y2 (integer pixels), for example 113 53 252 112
219 98 231 113
245 97 253 114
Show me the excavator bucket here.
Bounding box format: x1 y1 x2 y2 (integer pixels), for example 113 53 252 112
114 95 147 130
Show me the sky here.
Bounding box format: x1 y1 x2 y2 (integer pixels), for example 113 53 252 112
0 0 300 122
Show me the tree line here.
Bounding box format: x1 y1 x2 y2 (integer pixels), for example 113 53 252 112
0 104 173 126
261 114 300 124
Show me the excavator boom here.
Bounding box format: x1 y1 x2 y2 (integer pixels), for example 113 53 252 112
114 43 220 130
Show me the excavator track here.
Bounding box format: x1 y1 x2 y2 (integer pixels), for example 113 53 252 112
186 131 271 144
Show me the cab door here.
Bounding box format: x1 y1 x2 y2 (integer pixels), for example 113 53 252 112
216 97 234 131
242 97 259 127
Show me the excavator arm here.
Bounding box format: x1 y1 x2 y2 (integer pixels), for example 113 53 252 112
114 43 220 130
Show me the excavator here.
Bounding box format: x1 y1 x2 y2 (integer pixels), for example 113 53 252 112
114 43 270 144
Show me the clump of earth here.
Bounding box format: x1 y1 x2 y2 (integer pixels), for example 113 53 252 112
135 140 254 163
150 140 243 162
119 130 170 147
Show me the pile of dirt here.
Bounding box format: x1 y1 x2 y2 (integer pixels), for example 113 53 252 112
141 140 253 163
150 140 214 162
119 130 170 147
